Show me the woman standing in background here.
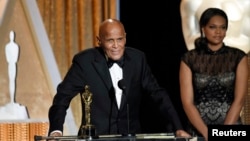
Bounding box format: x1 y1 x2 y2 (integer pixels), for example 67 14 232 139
179 8 248 141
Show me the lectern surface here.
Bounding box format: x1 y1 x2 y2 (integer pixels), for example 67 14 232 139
34 133 205 141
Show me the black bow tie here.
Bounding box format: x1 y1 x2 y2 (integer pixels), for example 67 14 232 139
107 57 124 68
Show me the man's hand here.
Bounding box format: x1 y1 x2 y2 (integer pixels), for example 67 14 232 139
175 129 192 138
48 132 62 141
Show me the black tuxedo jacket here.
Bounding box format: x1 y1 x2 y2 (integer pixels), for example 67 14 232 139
48 47 183 135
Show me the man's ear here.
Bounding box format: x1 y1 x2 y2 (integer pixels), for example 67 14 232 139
96 36 101 45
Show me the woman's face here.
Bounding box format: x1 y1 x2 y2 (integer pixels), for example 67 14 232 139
202 15 227 49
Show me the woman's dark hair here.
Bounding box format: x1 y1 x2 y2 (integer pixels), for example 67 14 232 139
194 8 228 50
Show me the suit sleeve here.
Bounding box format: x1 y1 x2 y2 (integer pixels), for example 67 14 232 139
140 53 183 131
48 55 85 134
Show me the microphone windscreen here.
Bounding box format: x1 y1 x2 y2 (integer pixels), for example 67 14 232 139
118 79 126 90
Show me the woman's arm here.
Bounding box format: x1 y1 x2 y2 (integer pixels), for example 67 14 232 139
179 61 208 140
224 56 248 124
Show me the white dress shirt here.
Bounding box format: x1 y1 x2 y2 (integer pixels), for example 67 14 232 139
109 63 123 109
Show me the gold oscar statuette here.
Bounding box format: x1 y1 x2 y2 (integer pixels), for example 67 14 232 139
79 85 98 139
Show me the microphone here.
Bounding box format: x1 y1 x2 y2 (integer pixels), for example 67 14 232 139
118 79 126 91
118 79 135 137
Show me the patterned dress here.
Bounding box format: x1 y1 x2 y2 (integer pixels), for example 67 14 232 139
181 44 246 136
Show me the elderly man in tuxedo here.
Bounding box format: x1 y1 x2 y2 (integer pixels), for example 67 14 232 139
48 19 191 139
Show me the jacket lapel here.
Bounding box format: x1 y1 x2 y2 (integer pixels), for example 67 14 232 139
119 51 133 111
92 48 113 91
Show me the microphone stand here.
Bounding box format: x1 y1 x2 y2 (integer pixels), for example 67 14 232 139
118 79 135 138
126 103 130 136
125 102 135 137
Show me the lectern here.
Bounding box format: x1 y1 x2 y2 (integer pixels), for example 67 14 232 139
34 133 204 141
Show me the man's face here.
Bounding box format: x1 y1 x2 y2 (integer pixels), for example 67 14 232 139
98 24 126 61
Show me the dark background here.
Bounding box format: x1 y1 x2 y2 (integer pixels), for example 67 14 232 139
120 0 189 133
